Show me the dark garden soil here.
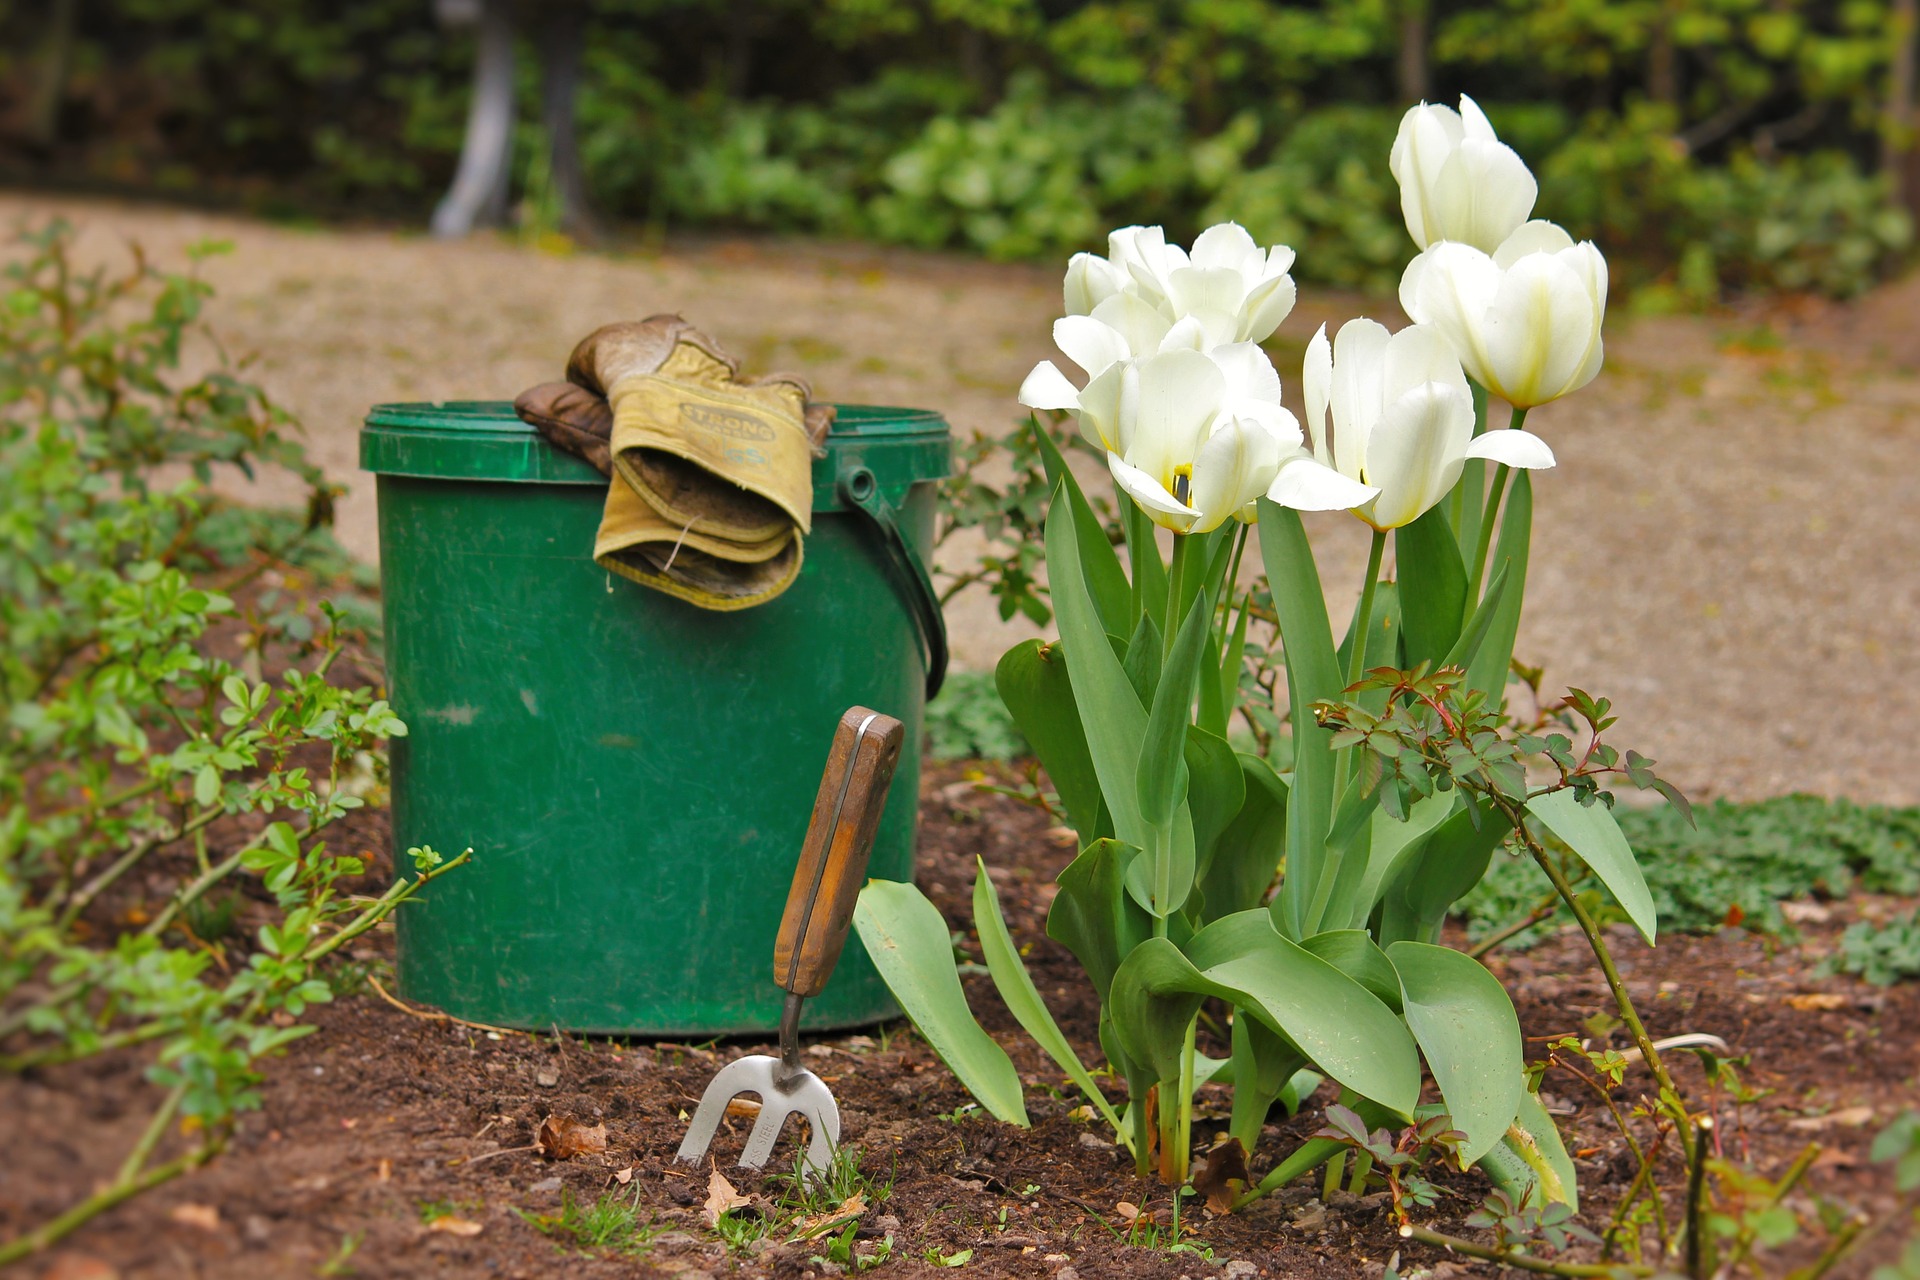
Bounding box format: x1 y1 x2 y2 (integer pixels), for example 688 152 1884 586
3 763 1916 1280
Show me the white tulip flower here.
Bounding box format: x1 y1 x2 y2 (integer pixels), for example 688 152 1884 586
1399 220 1608 410
1021 342 1364 534
1390 95 1538 254
1295 319 1555 531
1061 222 1298 348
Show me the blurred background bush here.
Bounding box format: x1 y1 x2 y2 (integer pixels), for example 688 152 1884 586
1 0 1915 300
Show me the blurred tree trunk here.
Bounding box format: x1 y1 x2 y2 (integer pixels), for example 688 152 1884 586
28 0 80 153
432 0 517 238
540 0 600 241
1647 10 1679 110
1887 0 1920 216
1397 0 1430 104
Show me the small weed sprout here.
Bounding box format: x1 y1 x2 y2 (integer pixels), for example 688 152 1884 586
518 1187 660 1258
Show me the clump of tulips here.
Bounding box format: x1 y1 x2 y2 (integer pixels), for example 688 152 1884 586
857 97 1661 1218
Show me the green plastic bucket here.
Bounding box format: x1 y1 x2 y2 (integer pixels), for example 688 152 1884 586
359 401 949 1036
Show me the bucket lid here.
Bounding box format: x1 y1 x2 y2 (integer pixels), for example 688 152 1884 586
360 401 949 511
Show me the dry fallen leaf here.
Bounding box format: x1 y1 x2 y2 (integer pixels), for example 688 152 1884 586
167 1203 221 1232
38 1252 121 1280
1113 1201 1140 1223
1192 1137 1252 1215
703 1169 753 1228
724 1098 763 1120
1787 1105 1875 1131
375 1158 392 1183
1786 992 1849 1011
613 1165 634 1185
427 1216 484 1237
788 1191 866 1240
535 1114 609 1161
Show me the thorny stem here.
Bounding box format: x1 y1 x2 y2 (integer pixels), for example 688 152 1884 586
1403 1225 1653 1277
1683 1115 1713 1276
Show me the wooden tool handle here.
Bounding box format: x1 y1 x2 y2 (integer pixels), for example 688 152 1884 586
773 707 905 997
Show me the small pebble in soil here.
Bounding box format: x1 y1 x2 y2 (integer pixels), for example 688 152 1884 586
1223 1263 1257 1279
1076 1132 1113 1150
527 1177 561 1195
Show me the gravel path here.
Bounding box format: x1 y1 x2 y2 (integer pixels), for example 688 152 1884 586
8 192 1918 806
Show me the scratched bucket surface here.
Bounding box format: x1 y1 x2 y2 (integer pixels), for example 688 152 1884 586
360 401 948 1035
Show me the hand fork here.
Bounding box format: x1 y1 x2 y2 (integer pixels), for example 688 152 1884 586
675 706 905 1181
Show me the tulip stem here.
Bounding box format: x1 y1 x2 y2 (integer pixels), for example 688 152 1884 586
1464 405 1527 617
1346 529 1388 691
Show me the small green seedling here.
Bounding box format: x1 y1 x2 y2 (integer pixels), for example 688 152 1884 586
518 1187 660 1257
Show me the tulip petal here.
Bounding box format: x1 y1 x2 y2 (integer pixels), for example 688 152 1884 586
1432 139 1537 253
1065 252 1124 316
1089 293 1174 360
1126 348 1226 486
1406 243 1500 389
1109 453 1199 532
1238 273 1298 343
1464 428 1556 470
1189 415 1284 533
1076 361 1129 452
1303 324 1334 466
1018 360 1082 411
1482 253 1599 407
1331 318 1393 480
1212 341 1284 407
1493 219 1576 269
1360 382 1475 529
1190 221 1262 274
1267 456 1380 512
1458 95 1498 142
1054 315 1132 379
1382 322 1469 407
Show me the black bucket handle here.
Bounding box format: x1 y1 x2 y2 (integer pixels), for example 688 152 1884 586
837 465 948 699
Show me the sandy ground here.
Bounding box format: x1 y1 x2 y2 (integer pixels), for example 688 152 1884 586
5 191 1918 806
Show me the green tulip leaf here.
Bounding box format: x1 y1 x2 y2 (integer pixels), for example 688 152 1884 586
1526 790 1658 945
1137 586 1213 828
1465 470 1531 711
1033 419 1129 637
1183 725 1246 882
995 639 1101 842
1386 941 1523 1164
1301 930 1403 1014
854 879 1028 1126
1194 752 1288 923
973 857 1125 1140
1396 504 1468 668
1046 838 1151 1001
1479 1089 1579 1210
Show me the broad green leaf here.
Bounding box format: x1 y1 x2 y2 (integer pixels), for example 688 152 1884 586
1137 585 1213 828
995 640 1101 841
1464 470 1531 709
1256 501 1340 939
1228 1010 1308 1150
1107 938 1210 1084
1527 791 1658 944
1194 753 1287 923
1305 771 1387 935
1183 726 1245 880
1479 1089 1579 1210
1123 498 1169 627
1442 561 1509 671
1218 591 1252 733
1351 791 1458 929
1396 504 1467 669
973 858 1124 1140
1301 930 1402 1014
1386 941 1523 1164
1046 494 1149 853
1395 798 1509 936
1047 838 1150 1000
854 880 1028 1126
1197 627 1228 738
1122 807 1196 920
1121 611 1162 709
1033 419 1129 636
1183 911 1422 1116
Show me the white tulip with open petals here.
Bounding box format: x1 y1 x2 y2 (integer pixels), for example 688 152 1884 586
1390 95 1538 254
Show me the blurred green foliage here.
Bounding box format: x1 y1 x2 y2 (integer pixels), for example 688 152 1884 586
3 0 1914 296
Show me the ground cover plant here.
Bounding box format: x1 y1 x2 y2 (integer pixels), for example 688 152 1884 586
0 223 463 1264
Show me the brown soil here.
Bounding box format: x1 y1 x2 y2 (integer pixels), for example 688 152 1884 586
4 763 1915 1280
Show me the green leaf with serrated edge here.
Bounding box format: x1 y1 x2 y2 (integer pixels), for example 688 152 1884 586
1123 498 1170 628
1195 753 1288 923
1479 1089 1579 1210
973 858 1125 1143
996 640 1101 842
1386 941 1523 1164
1032 419 1129 637
1527 790 1659 945
1256 501 1340 940
1047 838 1151 1001
1121 611 1161 710
1351 792 1457 929
1464 470 1531 709
1379 799 1510 945
854 880 1029 1126
1182 911 1421 1116
1137 582 1213 828
1301 930 1403 1014
1443 561 1509 671
1046 493 1149 854
1229 1009 1308 1150
1396 503 1468 669
1183 726 1245 885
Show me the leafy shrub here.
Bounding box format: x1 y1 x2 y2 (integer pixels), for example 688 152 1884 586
0 223 463 1262
1824 910 1920 986
925 671 1028 762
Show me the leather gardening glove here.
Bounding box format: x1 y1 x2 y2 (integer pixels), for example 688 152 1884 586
515 381 614 476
